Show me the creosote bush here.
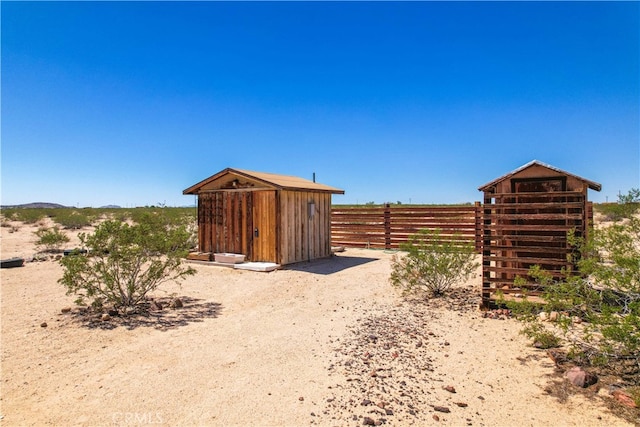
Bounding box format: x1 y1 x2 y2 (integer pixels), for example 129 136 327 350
507 189 640 379
595 187 639 221
390 229 479 298
8 208 47 224
53 209 94 229
58 212 196 314
34 226 70 252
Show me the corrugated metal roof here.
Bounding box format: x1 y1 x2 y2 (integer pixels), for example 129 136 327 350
478 160 602 192
183 168 345 194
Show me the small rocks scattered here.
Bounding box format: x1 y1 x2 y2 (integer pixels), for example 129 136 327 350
149 299 164 312
61 307 72 314
40 322 48 328
611 389 638 408
170 298 184 309
482 308 511 320
565 366 598 388
546 349 567 366
443 385 456 393
318 290 480 425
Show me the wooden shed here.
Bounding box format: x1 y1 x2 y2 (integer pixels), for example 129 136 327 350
183 168 344 265
478 160 601 307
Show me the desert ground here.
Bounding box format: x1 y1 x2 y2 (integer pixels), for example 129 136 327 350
0 219 636 426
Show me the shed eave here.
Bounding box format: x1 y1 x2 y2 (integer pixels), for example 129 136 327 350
478 160 602 192
183 167 345 195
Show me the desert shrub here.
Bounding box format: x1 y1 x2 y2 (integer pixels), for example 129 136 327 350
34 226 70 252
508 201 640 379
1 208 18 221
390 229 479 298
127 206 195 227
109 209 132 222
11 208 46 224
595 188 640 221
571 217 640 371
521 321 562 349
58 212 196 313
127 207 197 249
52 209 94 229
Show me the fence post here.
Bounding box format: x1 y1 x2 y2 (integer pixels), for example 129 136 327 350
384 203 391 250
481 195 493 309
474 201 482 253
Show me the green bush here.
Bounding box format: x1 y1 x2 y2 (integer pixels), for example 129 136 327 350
572 217 640 372
34 226 70 252
11 208 47 224
127 206 195 227
521 322 562 349
390 228 479 298
1 208 19 221
595 188 640 221
509 193 640 379
58 212 196 313
52 209 94 229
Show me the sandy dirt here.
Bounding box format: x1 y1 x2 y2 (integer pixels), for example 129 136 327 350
0 219 634 426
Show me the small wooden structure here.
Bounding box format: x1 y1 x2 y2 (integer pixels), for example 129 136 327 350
183 168 344 265
478 160 601 307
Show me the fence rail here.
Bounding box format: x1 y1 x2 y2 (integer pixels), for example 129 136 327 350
331 204 482 250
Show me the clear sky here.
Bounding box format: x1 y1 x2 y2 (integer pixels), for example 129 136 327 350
2 1 638 207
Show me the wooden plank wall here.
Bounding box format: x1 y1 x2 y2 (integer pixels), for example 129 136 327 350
331 204 481 250
481 191 589 306
197 192 252 257
280 191 332 265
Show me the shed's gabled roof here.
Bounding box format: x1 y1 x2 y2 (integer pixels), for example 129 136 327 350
478 160 602 192
183 168 345 195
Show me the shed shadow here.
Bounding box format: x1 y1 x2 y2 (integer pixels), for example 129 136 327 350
284 255 379 275
68 296 223 331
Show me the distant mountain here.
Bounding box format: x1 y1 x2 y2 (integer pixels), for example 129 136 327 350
1 202 69 209
99 205 122 209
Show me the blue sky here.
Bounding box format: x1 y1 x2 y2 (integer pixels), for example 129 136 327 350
2 1 638 207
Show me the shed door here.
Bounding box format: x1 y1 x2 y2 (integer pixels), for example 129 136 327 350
251 190 277 262
197 192 253 257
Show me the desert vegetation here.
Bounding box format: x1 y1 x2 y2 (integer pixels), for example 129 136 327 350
504 189 640 409
1 206 196 230
33 226 70 253
58 211 196 314
389 228 479 298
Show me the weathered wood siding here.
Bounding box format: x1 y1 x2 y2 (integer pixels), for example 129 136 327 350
197 191 253 257
279 191 332 265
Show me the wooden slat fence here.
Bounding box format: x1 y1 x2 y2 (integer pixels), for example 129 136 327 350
331 204 482 251
331 197 594 308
